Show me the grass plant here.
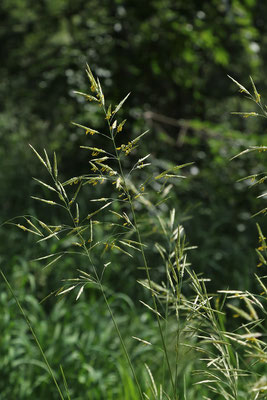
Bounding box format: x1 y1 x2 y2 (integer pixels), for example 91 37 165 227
2 68 267 399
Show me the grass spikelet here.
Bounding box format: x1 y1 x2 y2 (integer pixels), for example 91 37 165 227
97 77 105 106
85 63 98 92
80 146 107 154
24 218 43 236
132 336 152 346
33 178 57 192
42 255 63 270
86 201 112 219
227 75 251 95
112 93 131 116
44 149 52 173
73 90 99 102
76 284 85 301
53 152 58 179
31 196 58 206
139 301 163 318
57 285 76 296
71 122 100 135
15 223 42 236
250 76 261 103
29 144 47 168
145 363 158 398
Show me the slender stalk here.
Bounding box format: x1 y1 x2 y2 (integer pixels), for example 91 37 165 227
107 117 176 397
66 206 144 400
1 270 65 400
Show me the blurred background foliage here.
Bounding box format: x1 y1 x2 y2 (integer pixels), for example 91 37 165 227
1 0 267 397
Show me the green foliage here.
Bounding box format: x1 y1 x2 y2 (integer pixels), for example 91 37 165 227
2 67 267 400
0 280 157 399
2 0 267 292
2 2 267 398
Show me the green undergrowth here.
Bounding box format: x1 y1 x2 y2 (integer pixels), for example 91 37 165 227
1 68 267 400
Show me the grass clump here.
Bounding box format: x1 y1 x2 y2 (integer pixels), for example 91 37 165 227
2 67 267 399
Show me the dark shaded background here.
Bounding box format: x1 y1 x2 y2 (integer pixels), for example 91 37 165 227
1 0 267 398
